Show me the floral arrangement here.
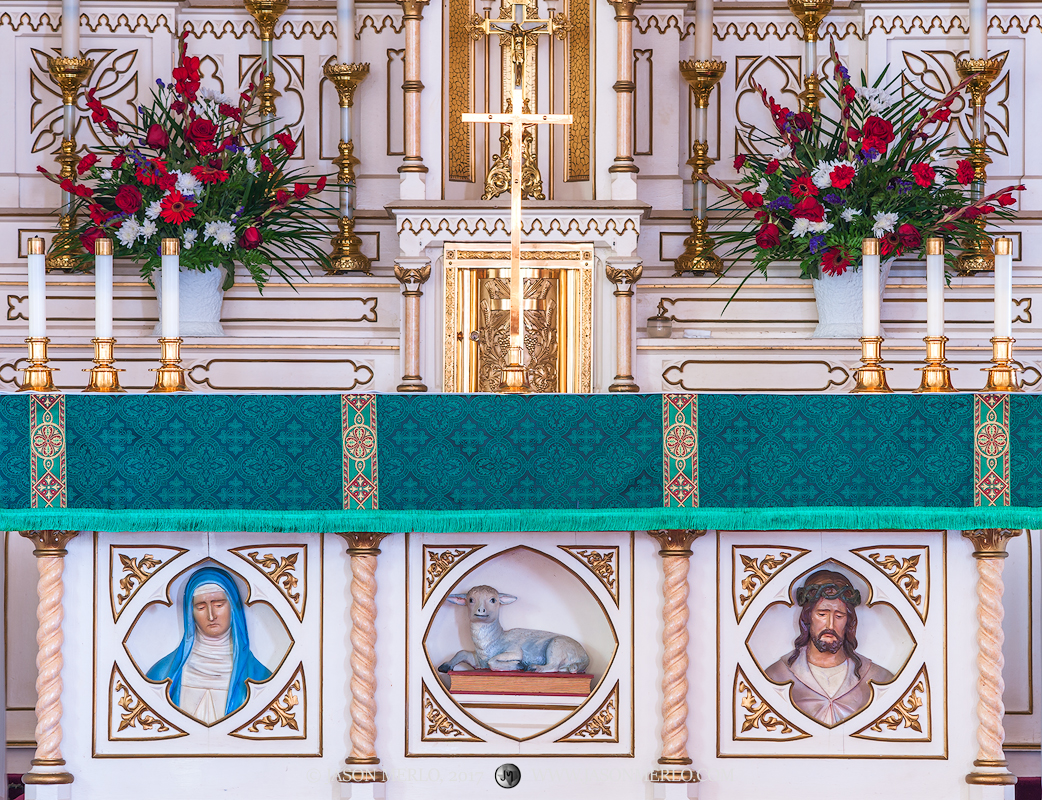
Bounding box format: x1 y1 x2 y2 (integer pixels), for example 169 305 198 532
39 34 335 291
704 40 1025 280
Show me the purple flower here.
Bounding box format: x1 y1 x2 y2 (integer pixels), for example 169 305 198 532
824 193 842 204
890 179 913 195
858 147 880 163
809 235 826 254
769 197 794 212
156 78 165 88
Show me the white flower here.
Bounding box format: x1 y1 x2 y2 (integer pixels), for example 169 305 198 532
117 218 141 247
115 134 132 147
246 157 258 175
175 171 204 197
139 220 158 241
841 208 863 222
810 219 834 234
755 178 769 193
872 211 899 237
857 85 896 114
101 169 112 181
145 200 162 220
183 229 198 250
812 159 851 189
203 220 236 250
773 144 793 160
791 218 813 237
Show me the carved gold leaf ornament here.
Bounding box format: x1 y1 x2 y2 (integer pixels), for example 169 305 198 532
422 544 485 605
732 546 809 622
559 545 619 605
249 681 300 732
117 553 164 604
732 667 809 741
231 665 308 740
116 681 168 732
852 545 929 622
230 545 307 620
556 682 619 742
853 665 932 742
109 545 187 622
108 665 186 741
420 682 483 742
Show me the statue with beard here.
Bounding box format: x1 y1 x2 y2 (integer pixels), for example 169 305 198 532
765 570 894 727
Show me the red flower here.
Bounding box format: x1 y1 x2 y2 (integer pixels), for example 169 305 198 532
862 116 896 153
846 127 862 141
733 154 747 170
220 136 240 152
897 223 922 249
998 193 1016 207
791 196 825 222
190 162 230 184
159 191 198 224
838 141 848 157
259 153 275 173
956 159 975 185
880 231 903 257
114 185 142 213
841 84 856 103
821 247 851 276
111 154 126 170
742 191 764 208
316 176 328 192
275 189 290 205
145 123 170 150
218 103 242 122
755 223 780 249
765 159 780 175
275 132 296 156
910 162 935 188
238 226 263 250
793 112 814 131
185 118 218 151
77 152 99 175
830 164 856 189
85 88 118 132
159 173 178 192
790 175 818 198
135 158 168 186
80 227 106 254
754 209 768 221
171 100 186 114
963 206 983 219
88 203 115 226
932 107 952 123
981 204 995 214
60 178 93 198
294 182 310 200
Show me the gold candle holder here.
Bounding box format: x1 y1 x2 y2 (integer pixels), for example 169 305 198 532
84 338 125 393
243 0 289 40
915 336 957 392
982 337 1021 392
499 346 531 394
852 336 892 393
149 338 190 393
787 0 833 111
20 338 57 393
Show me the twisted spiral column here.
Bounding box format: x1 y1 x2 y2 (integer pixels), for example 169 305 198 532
19 530 78 787
963 529 1020 788
338 532 389 784
648 529 705 784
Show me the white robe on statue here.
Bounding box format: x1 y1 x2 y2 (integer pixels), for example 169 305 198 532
179 629 233 723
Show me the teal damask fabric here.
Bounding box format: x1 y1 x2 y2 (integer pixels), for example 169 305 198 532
0 395 30 507
1010 395 1042 505
64 395 343 510
376 394 663 509
697 394 974 508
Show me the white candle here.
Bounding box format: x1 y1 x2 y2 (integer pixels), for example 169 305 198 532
805 39 816 78
969 0 987 60
694 0 713 62
61 0 79 57
926 237 945 338
95 237 113 339
27 237 46 339
994 237 1013 338
862 238 880 338
337 0 355 64
161 239 180 339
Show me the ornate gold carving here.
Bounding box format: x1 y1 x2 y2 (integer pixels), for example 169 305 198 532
20 530 78 557
687 141 713 178
787 0 833 42
852 546 929 621
108 665 186 741
230 545 306 620
674 216 723 277
648 529 705 557
605 264 643 294
968 138 992 184
556 682 619 742
733 546 809 622
455 250 584 261
334 140 359 185
257 71 279 117
46 55 94 105
243 0 289 41
957 57 1003 109
566 0 591 182
231 665 307 739
394 263 432 294
447 0 473 182
339 532 389 556
559 546 619 605
330 216 371 275
115 681 169 732
963 529 1020 559
421 681 482 741
679 59 726 109
799 71 821 112
56 137 79 183
422 545 484 606
853 665 931 742
324 60 370 108
111 546 187 622
734 667 809 741
398 0 429 20
483 108 544 200
249 682 300 731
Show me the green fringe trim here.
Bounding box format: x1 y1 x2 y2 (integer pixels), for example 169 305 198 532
3 506 1040 533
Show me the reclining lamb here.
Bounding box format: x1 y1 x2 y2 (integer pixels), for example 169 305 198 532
438 584 590 674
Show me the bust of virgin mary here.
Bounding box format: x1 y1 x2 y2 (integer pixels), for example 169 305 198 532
147 566 272 723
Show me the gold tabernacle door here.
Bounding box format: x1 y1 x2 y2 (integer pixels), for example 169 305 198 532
444 242 594 393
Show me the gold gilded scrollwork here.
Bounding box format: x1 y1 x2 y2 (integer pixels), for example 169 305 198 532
421 682 483 741
852 665 931 742
108 665 186 741
422 544 485 606
556 682 619 742
230 545 307 621
231 665 307 739
733 546 809 623
852 546 929 622
566 0 591 182
559 546 619 605
733 667 809 741
483 111 544 201
110 545 187 622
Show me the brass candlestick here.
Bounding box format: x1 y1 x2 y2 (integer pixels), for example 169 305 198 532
787 0 833 111
325 60 371 274
983 336 1021 392
852 336 892 393
149 338 189 393
20 338 57 393
916 336 957 392
85 338 125 393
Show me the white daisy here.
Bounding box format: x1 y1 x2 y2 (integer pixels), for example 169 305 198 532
117 218 141 248
810 219 834 234
841 208 862 222
175 171 204 197
246 157 258 175
183 229 198 250
791 218 813 237
872 211 899 237
203 220 236 250
773 144 793 160
139 220 158 241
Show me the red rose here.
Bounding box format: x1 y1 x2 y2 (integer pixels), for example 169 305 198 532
755 223 780 249
793 112 814 131
956 159 975 185
114 184 142 213
790 175 818 198
862 115 895 153
238 226 263 250
897 223 921 249
998 193 1016 207
145 123 170 150
77 152 99 175
910 162 935 188
275 132 296 156
791 196 825 222
80 227 105 254
765 159 780 175
742 191 764 208
111 154 126 170
185 118 218 150
733 154 747 170
841 85 856 103
821 247 851 276
830 164 856 189
294 182 310 200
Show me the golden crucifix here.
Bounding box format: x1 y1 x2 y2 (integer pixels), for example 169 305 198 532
463 0 571 391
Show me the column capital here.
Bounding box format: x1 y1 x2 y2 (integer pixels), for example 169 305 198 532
338 532 390 556
398 0 429 20
963 528 1021 559
648 529 705 557
19 530 78 557
607 0 640 21
605 262 642 295
394 263 432 295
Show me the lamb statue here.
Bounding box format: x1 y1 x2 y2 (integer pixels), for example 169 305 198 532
438 585 590 674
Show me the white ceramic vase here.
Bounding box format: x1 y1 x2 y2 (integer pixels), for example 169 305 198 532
811 257 894 338
153 265 226 337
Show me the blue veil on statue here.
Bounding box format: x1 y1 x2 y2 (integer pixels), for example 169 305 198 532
146 566 271 717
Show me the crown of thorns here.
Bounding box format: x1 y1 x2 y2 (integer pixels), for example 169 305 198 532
796 582 861 607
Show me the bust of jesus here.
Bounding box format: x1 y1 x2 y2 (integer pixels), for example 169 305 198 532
147 567 272 723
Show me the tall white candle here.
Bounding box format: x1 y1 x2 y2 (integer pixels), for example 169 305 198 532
969 0 987 60
27 237 46 339
61 0 79 57
994 237 1013 338
337 0 355 64
95 237 113 339
805 39 816 78
862 238 880 338
161 239 180 339
694 0 713 62
926 237 945 338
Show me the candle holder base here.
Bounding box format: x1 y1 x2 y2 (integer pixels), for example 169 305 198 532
84 338 125 393
149 338 190 393
674 217 724 277
982 337 1021 392
498 347 531 394
851 336 893 394
328 216 372 274
915 336 957 393
19 337 57 393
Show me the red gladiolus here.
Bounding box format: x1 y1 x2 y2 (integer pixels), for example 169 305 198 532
755 223 780 249
981 205 995 214
791 196 825 222
820 247 851 276
910 162 936 188
60 178 93 198
275 132 296 156
259 153 275 173
846 127 862 141
897 223 922 249
76 152 98 175
765 159 780 175
294 182 310 200
159 191 198 224
932 107 952 123
998 193 1016 207
316 176 328 192
754 210 768 221
185 118 218 150
145 123 170 150
111 154 126 170
790 175 818 198
734 154 747 170
963 207 983 219
190 163 230 184
80 227 106 254
838 141 848 157
793 112 813 131
956 159 975 185
841 85 856 103
742 191 764 208
85 88 118 132
114 185 142 213
862 116 896 153
89 203 115 226
238 226 263 250
830 164 856 189
171 100 186 114
275 189 290 206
